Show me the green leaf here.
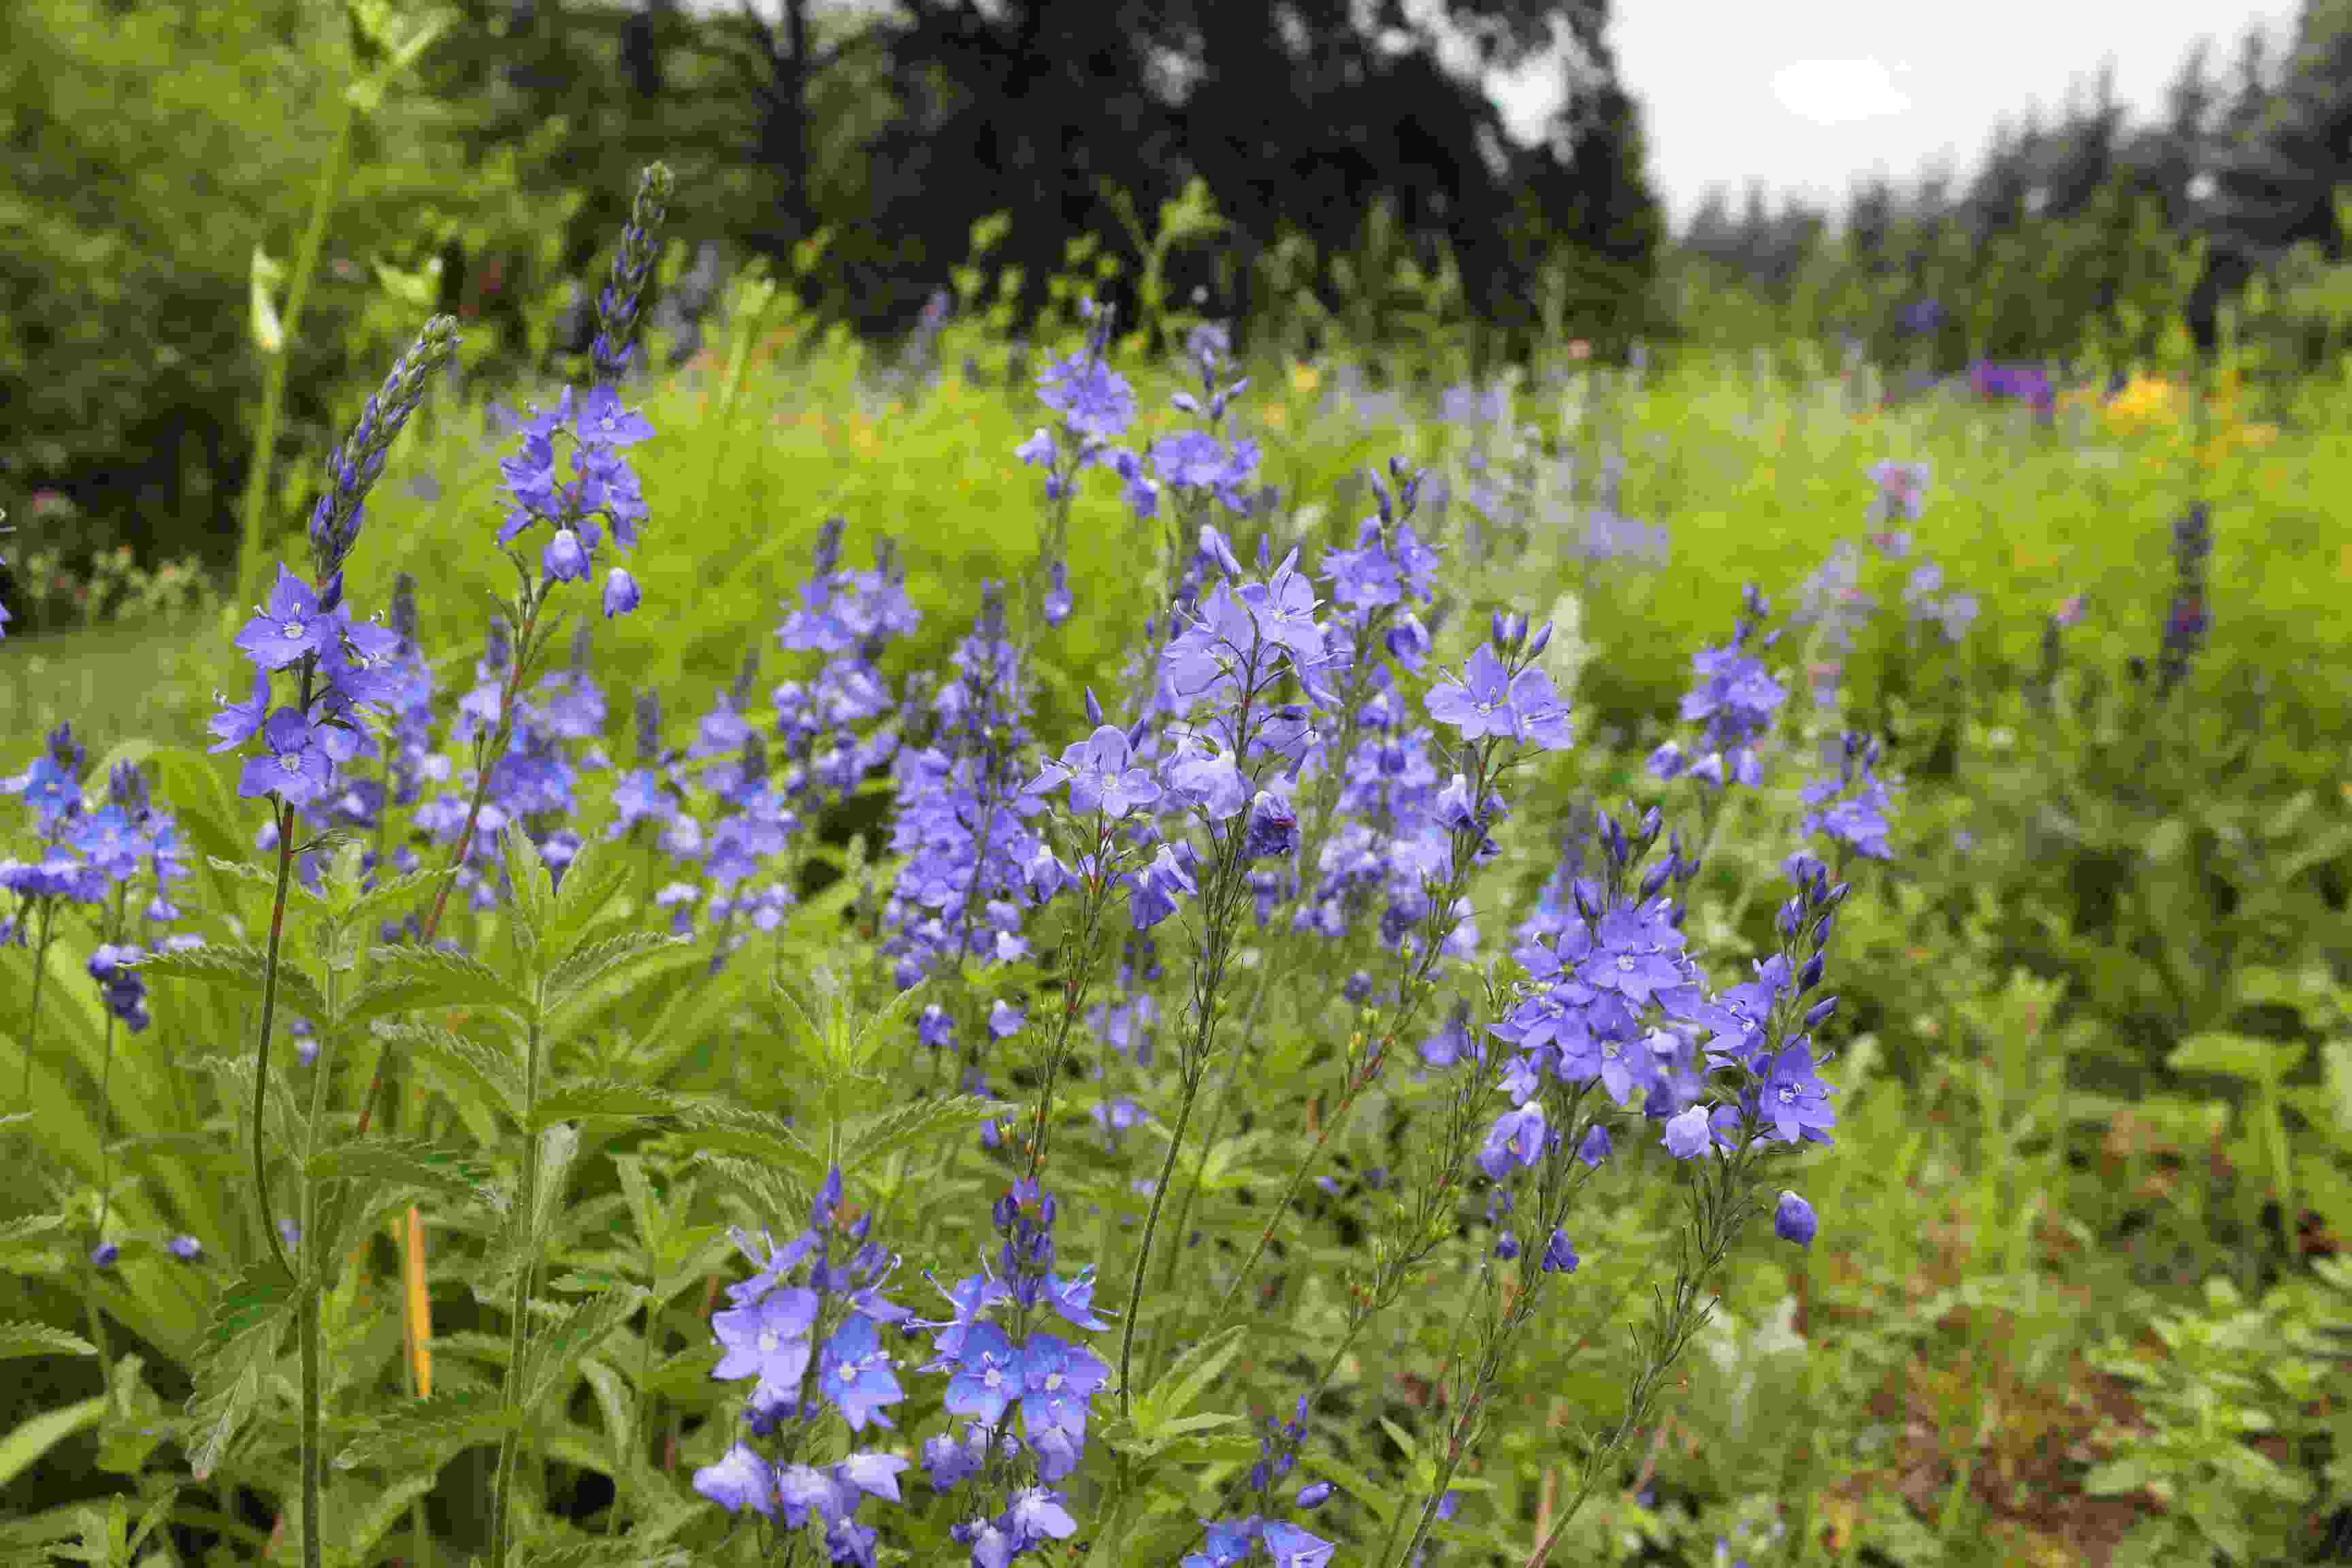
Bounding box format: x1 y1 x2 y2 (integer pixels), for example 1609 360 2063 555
0 1396 105 1493
504 826 555 951
531 1079 686 1130
372 1019 523 1122
548 836 632 945
0 1213 66 1273
681 1105 825 1185
2168 1032 2305 1085
363 945 532 1019
334 865 460 942
325 1474 436 1568
186 1264 297 1480
334 1386 514 1471
0 1322 96 1360
546 932 692 1017
686 1154 811 1241
308 1138 496 1207
840 1094 1011 1172
1132 1324 1247 1433
521 1289 648 1411
135 943 327 1020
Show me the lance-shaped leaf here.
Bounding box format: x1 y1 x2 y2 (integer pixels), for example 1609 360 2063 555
545 933 694 1020
362 945 532 1021
333 1386 514 1471
325 1474 435 1568
135 944 327 1022
371 1020 523 1123
521 1289 647 1411
545 836 630 954
529 1079 687 1130
503 826 555 953
308 1138 496 1208
686 1154 811 1250
0 1323 96 1361
841 1094 1013 1171
679 1104 824 1185
185 1265 296 1480
336 866 460 941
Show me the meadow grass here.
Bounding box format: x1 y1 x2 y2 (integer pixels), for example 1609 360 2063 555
0 282 2346 1568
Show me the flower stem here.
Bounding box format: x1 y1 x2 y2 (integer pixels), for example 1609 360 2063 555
16 899 56 1110
253 802 299 1281
490 997 547 1568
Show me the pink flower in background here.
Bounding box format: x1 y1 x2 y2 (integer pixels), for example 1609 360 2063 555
2055 594 2087 627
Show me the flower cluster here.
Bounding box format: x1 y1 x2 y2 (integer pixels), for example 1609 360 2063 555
694 1169 913 1564
1797 732 1895 864
2 738 197 1032
775 518 919 809
1648 587 1786 789
493 382 655 618
883 587 1054 983
1181 1398 1337 1567
920 1178 1113 1565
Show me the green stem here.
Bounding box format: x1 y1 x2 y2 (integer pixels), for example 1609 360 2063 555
254 802 299 1280
16 899 56 1109
234 98 356 611
491 1000 547 1568
1115 1076 1200 1418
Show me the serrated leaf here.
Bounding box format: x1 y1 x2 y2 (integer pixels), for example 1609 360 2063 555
840 1094 1011 1171
0 1323 95 1360
363 945 532 1019
325 1475 435 1568
308 1138 495 1207
686 1154 811 1243
531 1079 687 1130
549 836 630 943
335 1386 514 1471
372 1019 523 1122
135 944 327 1020
186 1265 295 1480
546 933 691 1017
681 1105 825 1185
503 827 555 951
338 866 461 938
521 1289 647 1411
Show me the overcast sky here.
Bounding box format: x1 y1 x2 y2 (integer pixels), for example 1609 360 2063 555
691 0 2299 235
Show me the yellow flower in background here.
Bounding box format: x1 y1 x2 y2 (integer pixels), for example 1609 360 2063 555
1261 404 1290 431
2103 375 2185 434
1289 361 1321 397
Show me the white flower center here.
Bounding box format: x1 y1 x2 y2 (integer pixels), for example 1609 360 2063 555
281 620 304 639
278 753 301 774
1044 1371 1063 1392
757 1329 779 1355
1616 956 1635 973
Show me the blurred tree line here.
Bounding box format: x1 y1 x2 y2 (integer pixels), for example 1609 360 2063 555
5 0 2352 593
1671 2 2352 391
0 0 1664 588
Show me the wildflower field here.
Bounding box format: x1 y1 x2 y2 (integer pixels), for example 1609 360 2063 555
1 161 2349 1568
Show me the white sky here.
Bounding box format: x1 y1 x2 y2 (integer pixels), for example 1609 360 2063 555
689 0 2300 235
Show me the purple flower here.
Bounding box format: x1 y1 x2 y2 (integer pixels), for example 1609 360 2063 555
1479 1102 1547 1179
1263 1521 1335 1568
544 527 590 582
1129 843 1196 930
694 1442 777 1516
603 567 640 618
1540 1229 1580 1274
819 1313 904 1431
1243 789 1299 860
1030 725 1159 819
207 670 272 754
1036 353 1137 443
1661 1105 1712 1160
711 1286 818 1407
236 708 333 806
943 1321 1024 1425
232 566 334 672
1427 643 1572 749
1776 1190 1817 1248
